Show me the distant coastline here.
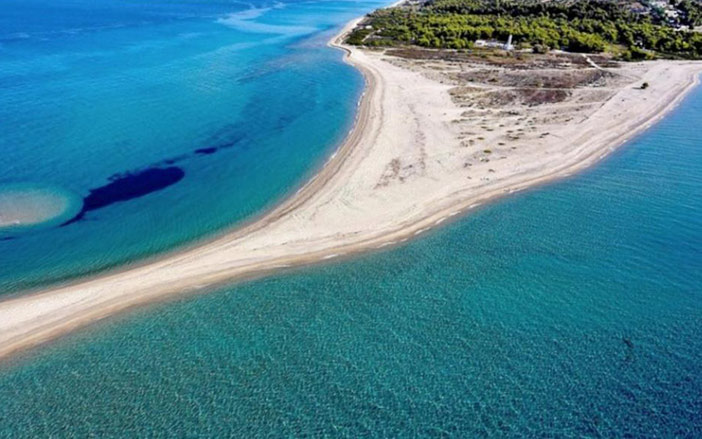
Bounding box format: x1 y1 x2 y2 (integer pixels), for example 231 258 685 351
1 9 701 362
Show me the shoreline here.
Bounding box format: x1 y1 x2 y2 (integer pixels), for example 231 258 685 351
0 16 376 302
1 16 701 362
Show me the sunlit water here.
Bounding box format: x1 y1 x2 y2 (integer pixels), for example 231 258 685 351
1 77 700 437
0 0 386 293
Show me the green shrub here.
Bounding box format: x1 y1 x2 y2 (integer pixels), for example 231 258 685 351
348 0 702 59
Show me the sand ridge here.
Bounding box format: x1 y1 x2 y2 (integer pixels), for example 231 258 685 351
0 17 701 361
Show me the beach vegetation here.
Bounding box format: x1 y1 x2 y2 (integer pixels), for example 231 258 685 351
347 0 702 59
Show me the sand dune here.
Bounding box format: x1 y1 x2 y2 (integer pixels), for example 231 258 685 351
1 17 700 361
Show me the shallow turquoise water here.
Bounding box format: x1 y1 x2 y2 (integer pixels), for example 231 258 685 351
0 182 83 235
1 81 700 436
0 0 386 293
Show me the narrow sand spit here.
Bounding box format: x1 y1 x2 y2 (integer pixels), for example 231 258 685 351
0 17 701 361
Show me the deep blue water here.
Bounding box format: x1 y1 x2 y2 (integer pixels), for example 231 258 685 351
0 0 386 293
1 74 701 438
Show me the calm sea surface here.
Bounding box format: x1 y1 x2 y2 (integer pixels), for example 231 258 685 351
0 0 385 293
1 1 701 437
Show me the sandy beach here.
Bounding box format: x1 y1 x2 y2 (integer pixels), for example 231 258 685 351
1 16 701 361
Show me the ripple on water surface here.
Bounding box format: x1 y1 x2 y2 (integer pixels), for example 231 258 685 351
0 183 83 237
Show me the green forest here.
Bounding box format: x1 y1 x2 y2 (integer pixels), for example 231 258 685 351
346 0 702 59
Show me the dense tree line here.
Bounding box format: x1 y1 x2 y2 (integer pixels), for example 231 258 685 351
674 0 702 26
347 0 702 59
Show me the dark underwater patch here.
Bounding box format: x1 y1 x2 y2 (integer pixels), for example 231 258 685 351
84 167 185 211
65 167 184 224
61 127 246 226
194 147 217 155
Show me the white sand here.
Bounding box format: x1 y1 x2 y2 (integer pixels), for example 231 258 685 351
0 18 700 360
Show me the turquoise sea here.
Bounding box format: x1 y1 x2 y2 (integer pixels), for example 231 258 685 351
0 0 386 293
1 0 702 437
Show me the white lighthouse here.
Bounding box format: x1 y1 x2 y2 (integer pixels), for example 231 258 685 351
505 34 514 50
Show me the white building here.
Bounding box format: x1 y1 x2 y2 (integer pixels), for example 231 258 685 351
475 34 514 50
